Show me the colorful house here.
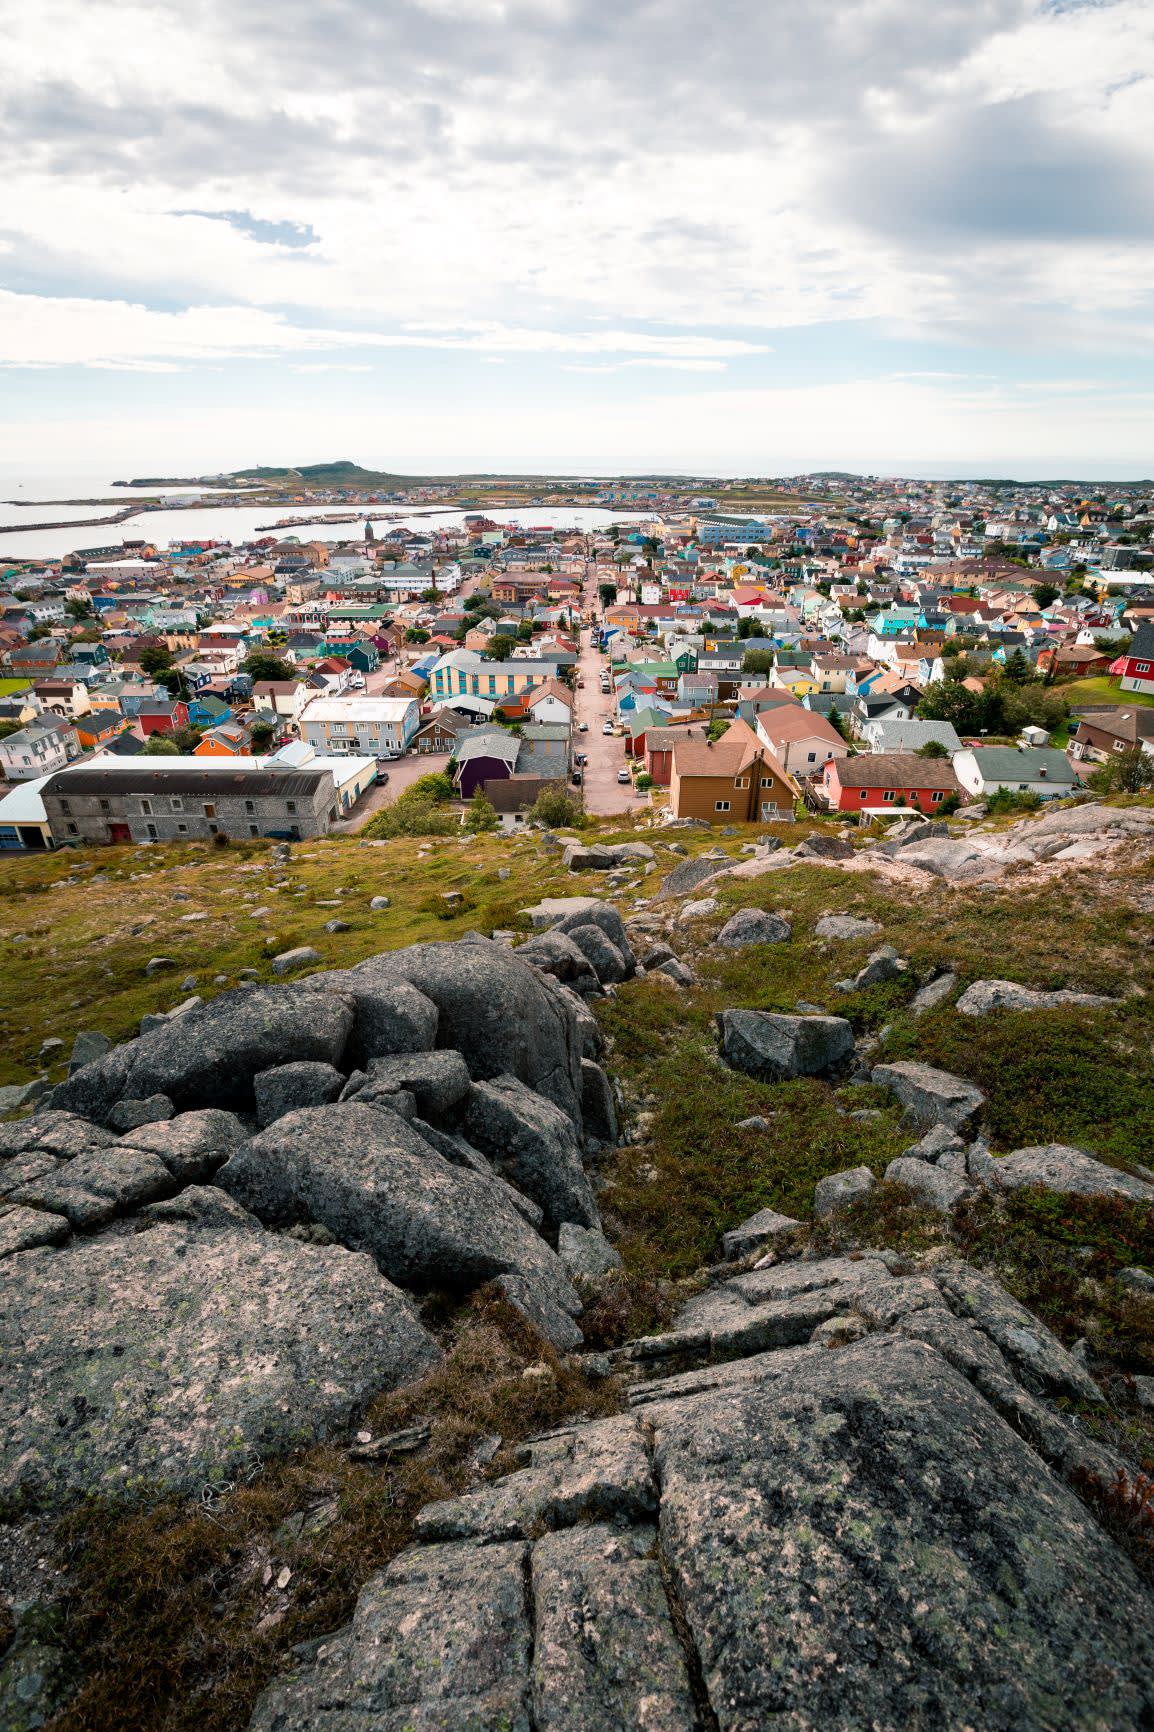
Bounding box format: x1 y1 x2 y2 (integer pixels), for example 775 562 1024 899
821 753 961 814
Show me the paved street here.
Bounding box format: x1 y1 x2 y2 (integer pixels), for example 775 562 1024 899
573 578 643 817
331 750 452 832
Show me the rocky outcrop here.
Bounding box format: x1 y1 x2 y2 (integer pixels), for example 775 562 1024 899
717 1009 855 1082
52 986 355 1122
872 1059 986 1131
955 978 1116 1015
218 1101 584 1334
994 1143 1154 1201
0 1219 438 1508
713 906 791 948
250 1249 1154 1731
463 1076 601 1232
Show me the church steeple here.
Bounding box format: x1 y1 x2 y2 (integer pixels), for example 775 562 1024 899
364 518 376 543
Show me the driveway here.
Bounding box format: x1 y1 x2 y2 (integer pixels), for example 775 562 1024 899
330 751 452 832
572 588 644 818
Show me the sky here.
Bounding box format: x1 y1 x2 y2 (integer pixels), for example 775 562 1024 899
2 0 1154 479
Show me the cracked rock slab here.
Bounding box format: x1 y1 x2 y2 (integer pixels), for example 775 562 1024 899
414 1415 656 1543
249 1538 533 1732
653 1333 1154 1731
0 1223 439 1507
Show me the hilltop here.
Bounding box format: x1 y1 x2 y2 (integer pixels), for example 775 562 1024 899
1 800 1154 1730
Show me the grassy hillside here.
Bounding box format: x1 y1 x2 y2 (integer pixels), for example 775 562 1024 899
5 808 1154 1732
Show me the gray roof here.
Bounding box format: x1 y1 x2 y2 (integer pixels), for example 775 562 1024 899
867 719 963 754
961 746 1075 783
41 766 327 799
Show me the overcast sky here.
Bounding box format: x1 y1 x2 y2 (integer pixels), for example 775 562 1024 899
2 0 1153 478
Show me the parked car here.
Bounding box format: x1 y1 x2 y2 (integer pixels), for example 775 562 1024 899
348 674 366 690
571 769 583 786
617 768 631 784
602 721 613 735
579 721 588 732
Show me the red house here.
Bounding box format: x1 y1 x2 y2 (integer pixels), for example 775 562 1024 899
822 752 961 814
1117 623 1154 696
138 698 190 737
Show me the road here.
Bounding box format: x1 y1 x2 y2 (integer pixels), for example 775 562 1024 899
330 751 452 832
573 576 643 817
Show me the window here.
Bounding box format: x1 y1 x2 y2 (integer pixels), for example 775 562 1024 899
1137 662 1151 673
146 823 158 839
203 803 215 817
140 799 152 815
930 791 944 803
761 777 774 789
882 790 895 802
735 776 750 789
208 823 219 835
244 799 255 814
170 797 183 812
66 822 78 835
60 799 71 815
1114 740 1126 752
807 751 816 763
99 799 110 813
714 800 731 812
286 800 297 814
249 825 259 837
177 823 188 834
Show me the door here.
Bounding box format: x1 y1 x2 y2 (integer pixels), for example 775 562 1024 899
108 822 131 843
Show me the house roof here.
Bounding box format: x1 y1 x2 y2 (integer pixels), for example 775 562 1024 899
756 706 845 746
963 746 1075 783
865 719 963 754
671 718 798 790
1073 707 1154 744
455 732 520 768
41 766 327 799
832 754 960 790
1127 622 1154 660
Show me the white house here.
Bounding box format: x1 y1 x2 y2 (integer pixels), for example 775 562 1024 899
0 717 76 782
299 694 420 759
951 745 1076 801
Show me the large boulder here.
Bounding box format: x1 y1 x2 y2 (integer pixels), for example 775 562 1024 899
516 930 601 995
654 855 732 900
893 838 988 881
463 1075 600 1231
217 1103 582 1343
872 1060 986 1132
714 907 792 949
553 901 636 972
349 942 585 1129
815 913 882 941
580 1058 618 1147
794 833 854 861
955 979 1116 1016
994 1144 1154 1202
562 923 630 986
717 1010 855 1083
884 1155 972 1212
52 986 355 1122
305 969 438 1066
0 1221 439 1507
346 1050 473 1119
254 1062 345 1129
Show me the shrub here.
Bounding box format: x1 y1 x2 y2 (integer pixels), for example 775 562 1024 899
530 787 582 828
464 792 500 833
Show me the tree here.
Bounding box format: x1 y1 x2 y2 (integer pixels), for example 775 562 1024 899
737 616 755 639
1002 648 1032 685
65 597 93 620
143 735 180 755
485 634 517 661
249 718 276 751
742 649 773 676
707 717 730 742
1033 582 1060 609
464 791 500 832
243 651 295 682
516 621 535 642
1089 745 1154 795
598 583 616 605
170 725 205 753
405 628 430 644
915 739 949 758
0 720 22 741
530 786 581 828
409 772 454 802
137 645 175 678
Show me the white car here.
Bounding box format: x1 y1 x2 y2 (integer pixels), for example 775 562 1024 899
602 721 613 735
617 768 631 784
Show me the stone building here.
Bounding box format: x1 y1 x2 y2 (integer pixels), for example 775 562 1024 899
41 765 335 845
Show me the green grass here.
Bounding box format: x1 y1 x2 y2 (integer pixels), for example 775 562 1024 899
1060 675 1154 708
0 677 30 696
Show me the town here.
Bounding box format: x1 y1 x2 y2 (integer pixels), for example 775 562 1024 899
2 469 1152 848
